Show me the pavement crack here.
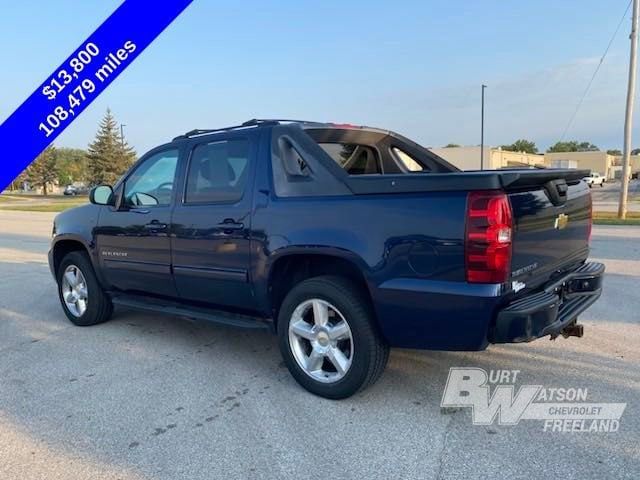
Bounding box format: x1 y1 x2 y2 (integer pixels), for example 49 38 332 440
435 415 454 480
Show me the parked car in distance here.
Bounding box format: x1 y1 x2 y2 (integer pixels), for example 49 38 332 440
48 119 604 399
583 172 605 188
63 185 89 196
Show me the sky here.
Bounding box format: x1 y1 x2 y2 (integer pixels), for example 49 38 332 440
0 0 637 155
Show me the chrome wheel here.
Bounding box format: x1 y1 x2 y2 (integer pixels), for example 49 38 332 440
61 265 88 318
288 299 354 383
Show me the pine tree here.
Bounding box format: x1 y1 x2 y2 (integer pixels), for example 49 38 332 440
27 146 58 195
87 109 136 185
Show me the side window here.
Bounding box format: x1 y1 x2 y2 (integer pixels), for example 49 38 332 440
185 139 250 204
391 147 426 172
278 137 311 177
317 143 382 175
124 149 179 207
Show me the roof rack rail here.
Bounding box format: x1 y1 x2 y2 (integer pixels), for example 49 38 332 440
242 118 325 126
172 120 285 141
172 118 330 141
246 119 371 130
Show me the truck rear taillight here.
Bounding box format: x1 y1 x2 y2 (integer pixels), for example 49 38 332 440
465 191 513 283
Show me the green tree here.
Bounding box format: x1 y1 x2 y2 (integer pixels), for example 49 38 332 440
443 143 460 148
577 141 599 152
27 146 58 195
607 149 622 156
547 141 599 153
501 139 538 154
56 148 89 185
87 109 136 186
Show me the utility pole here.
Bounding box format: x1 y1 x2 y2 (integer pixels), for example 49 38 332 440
619 0 639 219
120 124 126 148
480 84 487 170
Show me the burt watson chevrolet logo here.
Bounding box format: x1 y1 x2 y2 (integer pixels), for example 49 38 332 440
441 368 626 433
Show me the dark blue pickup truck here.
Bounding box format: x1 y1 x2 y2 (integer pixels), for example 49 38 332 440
49 119 604 398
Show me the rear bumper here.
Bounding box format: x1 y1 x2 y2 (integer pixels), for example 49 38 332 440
490 262 604 343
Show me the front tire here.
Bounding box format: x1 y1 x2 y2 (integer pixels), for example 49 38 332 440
277 275 389 399
57 251 113 326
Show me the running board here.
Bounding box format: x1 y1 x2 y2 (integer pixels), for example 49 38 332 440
110 294 272 331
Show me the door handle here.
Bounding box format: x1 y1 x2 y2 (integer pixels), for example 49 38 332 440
217 219 244 232
144 221 167 230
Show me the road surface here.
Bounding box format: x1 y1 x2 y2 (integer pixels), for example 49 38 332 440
0 211 638 479
590 179 640 212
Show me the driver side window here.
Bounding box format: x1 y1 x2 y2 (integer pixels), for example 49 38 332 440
124 149 179 207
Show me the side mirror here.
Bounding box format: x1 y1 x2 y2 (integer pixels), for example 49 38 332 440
89 185 114 205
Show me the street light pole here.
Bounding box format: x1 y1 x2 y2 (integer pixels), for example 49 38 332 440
480 84 487 170
120 124 126 148
619 0 639 219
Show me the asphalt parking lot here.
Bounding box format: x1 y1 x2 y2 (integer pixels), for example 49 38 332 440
0 210 638 480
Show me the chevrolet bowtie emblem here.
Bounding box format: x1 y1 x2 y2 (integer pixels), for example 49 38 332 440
554 213 569 230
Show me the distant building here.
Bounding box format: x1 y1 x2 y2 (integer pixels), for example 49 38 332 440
612 154 640 179
546 159 578 169
430 146 640 178
429 146 545 171
544 151 615 179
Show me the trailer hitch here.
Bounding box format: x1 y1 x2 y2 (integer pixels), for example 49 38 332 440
551 322 584 340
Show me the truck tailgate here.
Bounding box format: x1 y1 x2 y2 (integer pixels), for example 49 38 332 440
508 179 591 290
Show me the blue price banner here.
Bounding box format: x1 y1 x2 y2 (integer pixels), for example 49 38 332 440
0 0 193 191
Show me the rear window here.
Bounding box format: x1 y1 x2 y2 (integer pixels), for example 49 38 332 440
317 143 382 175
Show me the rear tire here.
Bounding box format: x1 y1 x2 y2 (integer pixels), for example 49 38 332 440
57 251 113 326
277 275 389 399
